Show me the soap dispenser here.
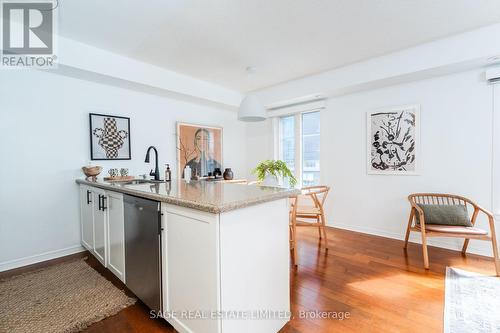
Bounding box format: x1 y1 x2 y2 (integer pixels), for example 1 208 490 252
184 165 192 182
165 164 172 182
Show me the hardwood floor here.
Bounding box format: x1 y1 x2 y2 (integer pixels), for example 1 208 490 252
2 227 497 332
281 227 496 333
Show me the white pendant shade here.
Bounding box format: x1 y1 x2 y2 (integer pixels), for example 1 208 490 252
238 94 267 122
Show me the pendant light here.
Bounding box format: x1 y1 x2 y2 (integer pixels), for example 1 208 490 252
238 94 267 122
237 66 267 122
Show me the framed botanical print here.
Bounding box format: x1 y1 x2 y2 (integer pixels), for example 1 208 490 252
176 122 223 178
367 104 420 175
89 113 131 160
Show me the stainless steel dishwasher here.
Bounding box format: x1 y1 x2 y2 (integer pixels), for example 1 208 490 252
123 194 162 312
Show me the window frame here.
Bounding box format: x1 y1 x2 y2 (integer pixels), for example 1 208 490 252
277 114 297 177
301 110 321 187
277 109 321 187
493 83 500 217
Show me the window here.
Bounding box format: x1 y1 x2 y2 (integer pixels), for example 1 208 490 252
302 112 320 186
279 115 295 175
278 111 321 187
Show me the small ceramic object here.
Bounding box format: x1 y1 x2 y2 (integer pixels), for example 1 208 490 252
223 168 233 180
214 168 222 178
108 168 119 177
120 168 129 176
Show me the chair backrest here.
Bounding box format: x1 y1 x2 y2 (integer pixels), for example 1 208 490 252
301 185 330 208
408 193 479 221
408 193 475 207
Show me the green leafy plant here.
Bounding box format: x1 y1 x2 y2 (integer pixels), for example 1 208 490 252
252 160 297 187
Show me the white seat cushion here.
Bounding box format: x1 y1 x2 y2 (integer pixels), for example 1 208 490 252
417 224 488 235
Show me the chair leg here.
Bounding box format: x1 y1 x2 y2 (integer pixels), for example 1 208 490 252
404 209 414 249
483 215 500 276
493 240 500 277
489 227 499 277
320 213 329 250
317 217 322 239
292 218 298 267
421 231 430 270
461 239 470 255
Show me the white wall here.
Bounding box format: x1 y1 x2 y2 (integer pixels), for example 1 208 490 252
245 119 275 179
0 69 247 271
248 69 498 256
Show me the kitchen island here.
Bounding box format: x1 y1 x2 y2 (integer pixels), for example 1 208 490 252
76 178 297 333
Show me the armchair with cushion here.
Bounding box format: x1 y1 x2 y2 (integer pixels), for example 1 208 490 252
405 193 499 276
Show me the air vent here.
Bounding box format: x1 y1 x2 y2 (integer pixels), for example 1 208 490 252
486 67 500 83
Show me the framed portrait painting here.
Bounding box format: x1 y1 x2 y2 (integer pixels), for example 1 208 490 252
367 104 420 175
176 122 223 178
89 113 131 160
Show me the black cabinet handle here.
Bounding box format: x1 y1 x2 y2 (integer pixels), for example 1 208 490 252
102 196 107 211
86 190 92 204
158 211 163 235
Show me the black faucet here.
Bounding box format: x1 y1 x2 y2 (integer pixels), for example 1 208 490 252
144 146 161 181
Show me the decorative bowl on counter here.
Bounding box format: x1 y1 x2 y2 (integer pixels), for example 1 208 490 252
82 166 102 180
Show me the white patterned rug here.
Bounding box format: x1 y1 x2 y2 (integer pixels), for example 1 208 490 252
444 267 500 333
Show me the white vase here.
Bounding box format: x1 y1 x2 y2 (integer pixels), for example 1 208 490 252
262 175 279 187
262 175 293 187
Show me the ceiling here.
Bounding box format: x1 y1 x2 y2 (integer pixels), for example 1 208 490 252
59 0 500 92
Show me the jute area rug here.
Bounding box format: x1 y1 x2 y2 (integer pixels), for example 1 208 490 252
444 267 500 333
0 258 136 333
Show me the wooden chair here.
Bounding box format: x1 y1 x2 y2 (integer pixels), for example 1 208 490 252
405 193 500 276
290 186 330 266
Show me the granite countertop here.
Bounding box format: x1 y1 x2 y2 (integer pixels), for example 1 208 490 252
76 178 299 214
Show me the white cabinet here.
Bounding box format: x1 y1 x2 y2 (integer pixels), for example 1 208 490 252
106 191 125 282
79 185 125 282
79 185 94 251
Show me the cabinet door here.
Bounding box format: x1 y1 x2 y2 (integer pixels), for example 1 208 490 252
106 191 125 282
93 189 107 266
165 205 220 333
80 185 94 251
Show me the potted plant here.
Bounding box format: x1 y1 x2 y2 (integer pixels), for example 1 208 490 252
252 160 297 187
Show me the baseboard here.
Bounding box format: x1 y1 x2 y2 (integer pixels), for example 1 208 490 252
0 245 86 272
330 221 493 258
